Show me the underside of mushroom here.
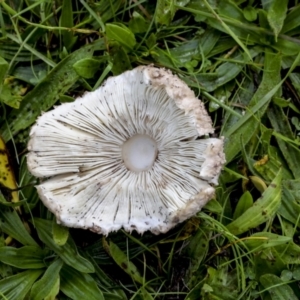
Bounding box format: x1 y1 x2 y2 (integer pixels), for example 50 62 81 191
27 66 226 235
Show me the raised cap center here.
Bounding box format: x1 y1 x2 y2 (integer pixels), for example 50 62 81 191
122 134 158 172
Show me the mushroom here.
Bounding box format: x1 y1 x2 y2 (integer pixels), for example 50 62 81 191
27 66 225 235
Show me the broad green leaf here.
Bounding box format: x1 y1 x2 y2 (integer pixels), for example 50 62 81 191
128 12 149 33
233 191 253 220
110 44 132 75
207 36 236 58
0 246 47 269
60 264 104 300
244 233 291 251
13 63 47 85
282 5 300 33
254 247 285 279
266 0 288 40
272 97 290 108
30 259 63 300
293 268 300 280
106 23 136 51
204 199 223 214
0 42 103 142
267 105 300 179
227 170 282 235
260 274 298 300
185 228 210 287
274 242 300 264
34 218 94 273
200 266 239 299
199 28 222 57
273 38 300 56
45 278 59 300
0 207 38 246
155 0 176 25
278 179 300 226
155 41 200 70
221 167 248 183
146 33 156 49
0 77 27 108
156 29 221 69
0 56 8 86
209 83 233 112
291 116 300 130
0 269 43 300
253 142 292 183
73 58 102 79
106 240 144 284
281 270 293 282
224 51 282 163
52 218 69 246
243 6 257 22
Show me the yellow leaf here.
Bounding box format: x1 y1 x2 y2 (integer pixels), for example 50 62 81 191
0 135 19 203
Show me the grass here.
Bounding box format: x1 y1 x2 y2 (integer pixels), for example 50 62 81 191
1 0 300 299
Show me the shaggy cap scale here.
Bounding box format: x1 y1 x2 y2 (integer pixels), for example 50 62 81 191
27 66 225 235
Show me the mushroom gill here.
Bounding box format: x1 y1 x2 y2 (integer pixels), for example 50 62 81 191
27 66 226 235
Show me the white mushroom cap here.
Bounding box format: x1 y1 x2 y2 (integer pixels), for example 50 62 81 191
27 66 225 235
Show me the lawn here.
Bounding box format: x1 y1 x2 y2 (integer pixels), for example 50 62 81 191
1 0 300 299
